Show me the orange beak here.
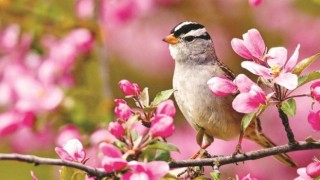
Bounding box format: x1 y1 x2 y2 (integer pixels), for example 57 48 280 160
162 34 179 44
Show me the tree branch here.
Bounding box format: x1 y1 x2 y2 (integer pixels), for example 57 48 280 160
0 141 319 178
169 141 320 168
0 154 109 179
278 108 297 145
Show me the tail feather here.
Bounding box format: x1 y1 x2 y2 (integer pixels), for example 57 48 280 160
244 118 297 167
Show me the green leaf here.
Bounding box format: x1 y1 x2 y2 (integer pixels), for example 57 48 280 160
143 106 157 113
145 141 180 152
195 176 211 180
141 87 150 107
60 166 86 180
298 71 320 87
241 113 256 131
292 53 320 75
305 136 318 143
210 172 220 180
162 173 179 180
281 99 296 117
241 105 268 131
154 149 171 161
151 89 175 106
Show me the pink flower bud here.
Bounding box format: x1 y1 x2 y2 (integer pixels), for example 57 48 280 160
156 100 176 117
55 125 82 147
249 0 262 7
99 142 127 172
231 29 265 61
150 115 174 138
55 138 86 163
307 162 320 178
75 0 94 20
114 99 132 120
108 121 125 139
123 161 169 180
307 110 320 131
207 76 237 96
311 81 320 102
118 79 141 96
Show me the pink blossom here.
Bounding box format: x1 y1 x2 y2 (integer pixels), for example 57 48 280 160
30 171 38 180
108 121 125 139
231 29 265 61
0 82 13 106
100 0 138 27
122 161 169 180
237 174 258 180
55 125 82 147
232 74 267 113
131 121 149 136
114 99 132 120
10 125 54 153
99 142 127 172
64 28 94 54
150 115 175 138
241 45 300 90
156 99 176 117
311 81 320 102
306 162 320 178
55 138 86 163
90 129 117 145
307 110 320 131
12 75 63 112
0 24 20 52
249 0 262 7
294 168 313 180
75 0 94 20
118 79 141 96
207 76 238 96
0 110 22 137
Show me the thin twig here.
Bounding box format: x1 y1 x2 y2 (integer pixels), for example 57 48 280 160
0 154 109 179
0 141 319 178
278 108 297 145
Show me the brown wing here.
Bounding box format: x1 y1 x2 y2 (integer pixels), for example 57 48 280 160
216 59 236 80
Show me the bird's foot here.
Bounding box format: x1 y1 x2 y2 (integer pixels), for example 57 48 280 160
232 144 244 157
190 143 211 159
232 144 247 165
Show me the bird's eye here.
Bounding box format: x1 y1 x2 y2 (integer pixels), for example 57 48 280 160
184 36 195 42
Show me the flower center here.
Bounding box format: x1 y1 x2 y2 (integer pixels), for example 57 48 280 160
271 65 281 77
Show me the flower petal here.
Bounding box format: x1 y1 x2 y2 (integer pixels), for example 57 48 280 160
241 61 272 78
274 72 298 90
267 47 287 68
232 93 260 113
307 111 320 131
231 38 253 59
55 147 74 161
243 29 265 59
284 44 300 72
156 100 176 117
234 74 255 93
99 142 122 158
207 76 237 96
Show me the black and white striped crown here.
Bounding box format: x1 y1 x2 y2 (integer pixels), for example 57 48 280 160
170 21 211 40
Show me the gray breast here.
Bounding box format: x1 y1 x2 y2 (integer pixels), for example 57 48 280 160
173 64 242 140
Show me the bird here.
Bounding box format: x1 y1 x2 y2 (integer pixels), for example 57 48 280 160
162 21 296 167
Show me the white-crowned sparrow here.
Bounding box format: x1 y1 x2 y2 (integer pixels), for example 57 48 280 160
163 21 296 167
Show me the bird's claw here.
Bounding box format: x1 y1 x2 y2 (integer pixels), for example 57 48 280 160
232 144 244 157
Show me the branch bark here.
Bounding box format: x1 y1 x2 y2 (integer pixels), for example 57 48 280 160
0 141 319 178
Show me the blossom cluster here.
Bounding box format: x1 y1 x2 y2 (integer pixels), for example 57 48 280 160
0 24 93 147
54 80 176 179
295 159 320 179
